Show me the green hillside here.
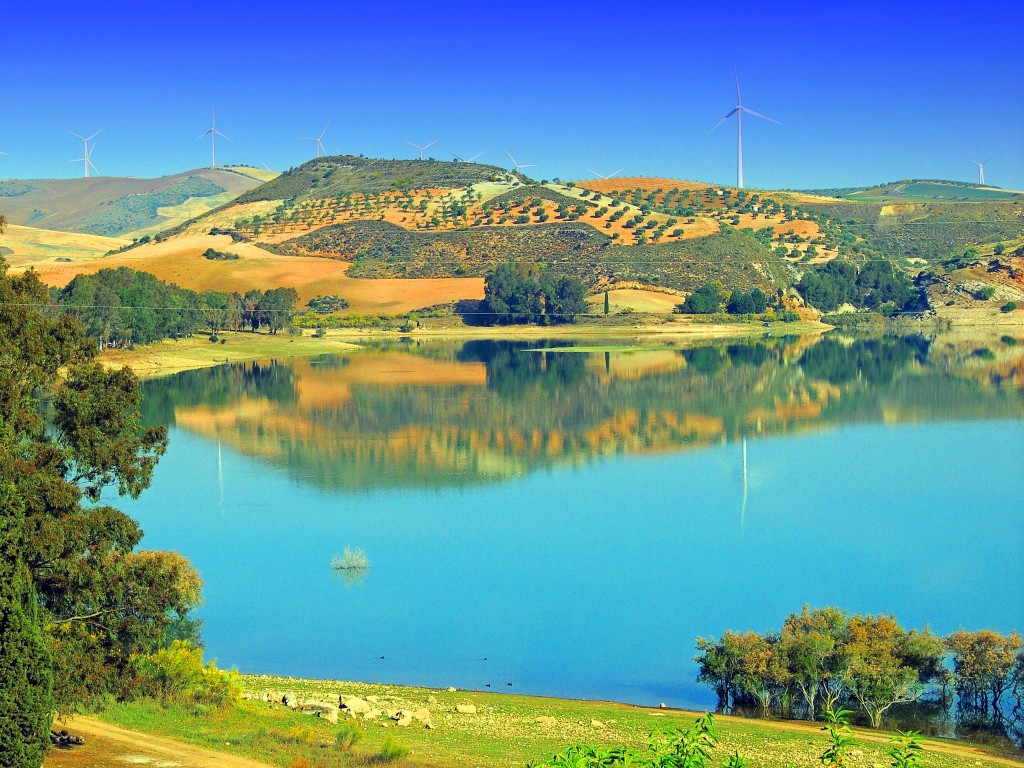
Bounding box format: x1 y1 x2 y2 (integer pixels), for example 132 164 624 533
803 179 1024 203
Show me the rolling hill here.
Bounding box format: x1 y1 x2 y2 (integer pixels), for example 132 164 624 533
3 157 1023 320
0 166 275 238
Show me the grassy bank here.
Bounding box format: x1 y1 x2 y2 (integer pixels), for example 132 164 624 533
79 676 1021 768
98 318 830 379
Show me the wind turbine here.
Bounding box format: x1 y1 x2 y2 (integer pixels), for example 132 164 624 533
301 123 330 158
68 129 103 178
587 168 623 180
972 155 994 186
404 138 438 160
450 151 485 162
195 107 231 169
505 150 537 175
708 69 780 189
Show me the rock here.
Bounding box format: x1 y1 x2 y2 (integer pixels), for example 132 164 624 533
340 696 372 715
395 713 414 727
445 686 457 692
412 708 431 723
536 716 556 726
366 695 380 703
424 722 435 730
427 695 438 704
299 702 339 724
385 709 399 719
455 704 477 715
590 719 605 728
659 703 667 709
282 692 299 707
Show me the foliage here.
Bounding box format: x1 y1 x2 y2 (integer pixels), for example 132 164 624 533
695 607 948 728
0 257 201 766
203 248 239 260
331 547 370 571
79 176 226 237
132 640 242 708
479 263 587 325
945 629 1022 715
369 735 410 764
529 713 744 768
56 268 299 344
335 719 363 752
681 283 724 314
796 260 919 312
306 294 350 314
887 730 924 768
819 708 857 767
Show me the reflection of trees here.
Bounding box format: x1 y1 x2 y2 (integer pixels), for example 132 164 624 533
143 336 1024 491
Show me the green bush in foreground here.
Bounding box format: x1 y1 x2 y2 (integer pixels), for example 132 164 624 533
132 640 242 708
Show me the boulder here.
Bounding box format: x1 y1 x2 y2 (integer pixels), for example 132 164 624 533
299 701 339 724
412 708 431 723
590 719 605 728
395 713 414 727
445 686 457 692
340 696 372 715
455 704 477 715
282 692 299 708
427 695 438 704
364 709 381 720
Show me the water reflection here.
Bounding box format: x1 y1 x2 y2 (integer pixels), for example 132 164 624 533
141 334 1024 491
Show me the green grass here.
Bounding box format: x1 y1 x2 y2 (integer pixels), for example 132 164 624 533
845 181 1022 203
89 676 1018 768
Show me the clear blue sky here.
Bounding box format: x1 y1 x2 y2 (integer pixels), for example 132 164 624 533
3 0 1022 190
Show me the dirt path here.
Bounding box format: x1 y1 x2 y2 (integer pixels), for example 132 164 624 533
44 716 276 768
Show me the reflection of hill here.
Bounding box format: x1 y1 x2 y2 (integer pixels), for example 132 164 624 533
142 336 1024 490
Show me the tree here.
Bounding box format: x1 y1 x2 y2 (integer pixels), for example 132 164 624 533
842 614 942 728
681 283 724 314
604 290 610 315
543 276 587 324
946 630 1022 715
779 606 850 720
0 254 200 767
481 263 543 325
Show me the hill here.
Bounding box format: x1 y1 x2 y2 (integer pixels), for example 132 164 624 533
802 179 1024 203
0 166 274 238
5 157 1023 323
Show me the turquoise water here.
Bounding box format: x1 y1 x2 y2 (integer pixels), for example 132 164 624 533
119 337 1024 708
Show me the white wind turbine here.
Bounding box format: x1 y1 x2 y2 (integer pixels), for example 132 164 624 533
195 107 231 168
450 151 485 162
587 168 623 180
301 123 330 158
972 155 994 186
68 129 103 178
404 138 438 160
505 149 536 175
708 69 780 189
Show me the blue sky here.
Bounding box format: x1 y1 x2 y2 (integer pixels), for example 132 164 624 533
3 0 1022 189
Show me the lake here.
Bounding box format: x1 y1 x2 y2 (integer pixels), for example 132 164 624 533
118 333 1024 711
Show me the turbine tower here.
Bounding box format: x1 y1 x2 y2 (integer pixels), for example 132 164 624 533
972 155 994 186
587 168 623 180
505 150 537 175
301 123 330 158
196 107 231 169
404 138 437 160
708 69 780 189
68 129 103 178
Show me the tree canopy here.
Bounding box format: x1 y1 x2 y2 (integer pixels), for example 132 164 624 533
1 254 200 767
479 263 587 325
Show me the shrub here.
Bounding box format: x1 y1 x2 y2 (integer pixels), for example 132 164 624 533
335 720 363 752
370 736 410 764
975 285 996 300
1001 301 1018 313
133 641 242 708
332 547 370 571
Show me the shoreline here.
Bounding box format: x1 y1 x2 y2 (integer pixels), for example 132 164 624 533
98 318 832 379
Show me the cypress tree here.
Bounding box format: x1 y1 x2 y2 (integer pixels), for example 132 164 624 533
604 290 610 315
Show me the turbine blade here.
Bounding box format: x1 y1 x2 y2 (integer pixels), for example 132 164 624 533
587 169 603 178
88 160 99 175
404 139 420 149
195 130 212 141
983 154 995 164
450 152 464 161
423 139 438 150
707 111 737 135
519 163 537 169
0 151 8 156
610 169 623 177
86 129 105 141
505 149 516 165
741 107 781 125
67 130 86 141
734 67 742 104
468 151 484 162
319 123 329 139
214 129 232 141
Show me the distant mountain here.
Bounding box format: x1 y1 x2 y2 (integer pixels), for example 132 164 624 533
800 179 1023 202
0 166 275 238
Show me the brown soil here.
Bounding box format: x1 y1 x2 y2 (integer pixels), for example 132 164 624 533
44 716 274 768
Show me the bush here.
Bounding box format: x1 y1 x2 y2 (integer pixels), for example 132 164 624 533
369 736 409 764
335 720 363 752
975 285 996 300
1001 301 1018 313
133 640 242 708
